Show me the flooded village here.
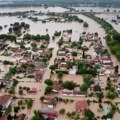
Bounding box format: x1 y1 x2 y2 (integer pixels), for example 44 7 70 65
0 6 120 120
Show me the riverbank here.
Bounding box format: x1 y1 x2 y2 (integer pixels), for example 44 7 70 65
82 13 120 62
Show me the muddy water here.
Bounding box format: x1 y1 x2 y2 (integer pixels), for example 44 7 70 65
96 13 120 33
0 6 68 13
0 7 120 120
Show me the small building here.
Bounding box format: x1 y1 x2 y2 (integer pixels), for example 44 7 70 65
94 84 101 93
20 57 32 63
62 89 86 97
104 66 114 75
40 108 58 119
34 65 45 71
76 100 88 112
0 116 6 120
15 48 24 56
26 67 34 74
16 38 23 43
15 113 26 120
35 71 44 82
101 58 112 65
52 81 61 93
28 88 37 93
0 94 12 110
43 98 57 108
57 49 66 56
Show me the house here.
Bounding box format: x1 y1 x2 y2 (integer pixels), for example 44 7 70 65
0 116 6 120
109 74 118 82
58 62 67 70
0 94 12 110
26 67 34 74
20 57 32 63
15 48 24 56
76 100 88 112
40 108 58 119
104 66 114 75
52 81 61 93
94 84 101 93
35 71 44 82
62 89 86 97
62 32 71 43
0 42 8 51
34 65 45 72
15 113 26 120
28 88 37 93
101 58 112 65
16 38 23 43
43 98 57 107
57 49 66 56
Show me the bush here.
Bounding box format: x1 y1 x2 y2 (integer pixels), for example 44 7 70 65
27 75 34 78
59 108 65 114
44 79 53 86
19 89 23 95
83 22 89 27
44 86 53 94
18 100 23 105
62 81 76 90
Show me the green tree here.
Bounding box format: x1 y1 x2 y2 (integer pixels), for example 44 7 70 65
107 91 118 99
84 109 95 120
19 89 23 95
96 92 104 99
80 83 88 92
72 51 77 56
44 79 53 86
59 108 65 114
83 22 89 27
62 81 76 90
57 72 63 80
45 86 53 94
40 96 44 102
49 65 56 71
31 111 43 120
27 99 33 109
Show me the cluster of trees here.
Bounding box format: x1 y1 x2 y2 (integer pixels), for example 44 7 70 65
67 61 97 75
0 34 16 42
105 82 118 99
44 79 53 94
23 34 50 41
62 13 84 22
62 81 76 90
0 11 35 17
9 22 30 36
28 16 39 22
31 110 44 120
4 67 17 79
80 75 93 92
83 13 120 61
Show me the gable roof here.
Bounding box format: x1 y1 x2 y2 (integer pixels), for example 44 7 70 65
0 95 12 106
76 100 88 111
15 113 26 120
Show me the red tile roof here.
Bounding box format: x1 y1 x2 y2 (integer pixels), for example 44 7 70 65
0 95 12 106
15 113 26 120
0 117 6 120
76 100 88 111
